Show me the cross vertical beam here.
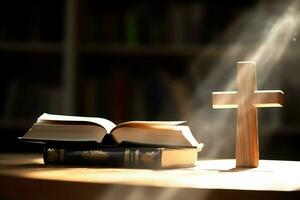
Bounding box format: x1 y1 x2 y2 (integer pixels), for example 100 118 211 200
236 62 258 167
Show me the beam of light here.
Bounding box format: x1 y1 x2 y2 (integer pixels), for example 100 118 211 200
186 0 300 159
247 0 300 84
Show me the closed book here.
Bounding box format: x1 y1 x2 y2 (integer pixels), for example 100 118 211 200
43 147 198 169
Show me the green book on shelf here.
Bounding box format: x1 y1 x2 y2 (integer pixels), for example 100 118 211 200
20 113 203 149
43 147 199 168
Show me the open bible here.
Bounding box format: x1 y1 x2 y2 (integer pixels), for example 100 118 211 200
20 113 203 149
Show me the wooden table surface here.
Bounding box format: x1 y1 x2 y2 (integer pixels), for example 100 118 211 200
0 153 299 200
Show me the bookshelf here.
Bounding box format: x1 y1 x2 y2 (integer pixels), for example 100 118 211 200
1 0 252 111
0 2 254 119
0 0 69 115
0 0 70 152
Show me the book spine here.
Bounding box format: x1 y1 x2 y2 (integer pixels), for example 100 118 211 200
43 148 163 168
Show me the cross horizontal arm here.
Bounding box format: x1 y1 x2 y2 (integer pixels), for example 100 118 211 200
254 90 284 107
212 91 237 109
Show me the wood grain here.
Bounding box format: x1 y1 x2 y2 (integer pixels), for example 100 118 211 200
212 61 284 167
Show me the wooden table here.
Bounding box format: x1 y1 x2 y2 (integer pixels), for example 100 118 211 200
0 153 299 200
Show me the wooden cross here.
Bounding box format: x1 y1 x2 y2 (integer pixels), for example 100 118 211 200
212 61 284 168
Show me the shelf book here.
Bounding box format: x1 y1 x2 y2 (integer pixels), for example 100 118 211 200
20 113 203 168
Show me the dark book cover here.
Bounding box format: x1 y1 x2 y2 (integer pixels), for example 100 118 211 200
43 147 191 169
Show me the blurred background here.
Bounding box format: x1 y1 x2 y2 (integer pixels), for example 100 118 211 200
0 0 299 161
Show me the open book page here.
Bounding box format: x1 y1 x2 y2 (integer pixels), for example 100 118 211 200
37 113 116 133
23 123 107 143
179 126 204 150
115 121 186 129
112 124 201 148
152 125 202 148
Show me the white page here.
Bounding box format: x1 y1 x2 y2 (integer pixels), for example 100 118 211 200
37 113 116 133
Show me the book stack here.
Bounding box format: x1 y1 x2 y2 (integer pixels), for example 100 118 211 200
20 113 203 169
